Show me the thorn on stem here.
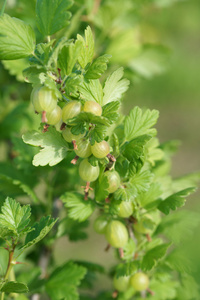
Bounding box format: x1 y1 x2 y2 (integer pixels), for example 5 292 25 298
81 182 93 200
60 122 66 131
134 252 138 259
41 111 47 123
146 233 152 242
72 140 78 150
147 288 154 296
71 155 79 165
112 291 118 298
107 153 116 162
42 124 49 133
105 244 111 252
119 247 124 258
105 197 110 203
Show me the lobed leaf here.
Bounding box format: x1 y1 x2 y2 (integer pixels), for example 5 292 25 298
79 79 103 105
77 26 94 68
21 216 57 250
0 197 31 235
156 210 200 244
102 101 120 124
158 187 196 215
46 261 86 300
141 243 171 271
22 127 69 167
59 40 82 75
61 192 95 222
0 14 35 60
149 278 178 300
0 281 28 293
103 67 129 105
124 106 159 142
116 261 139 278
57 217 89 241
122 134 151 162
128 170 153 197
85 54 112 79
36 0 73 36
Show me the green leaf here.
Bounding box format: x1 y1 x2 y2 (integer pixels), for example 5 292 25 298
2 59 29 81
0 227 14 240
57 217 89 241
142 243 171 271
23 66 46 85
77 26 94 68
47 37 71 68
0 14 36 60
116 261 139 278
156 210 200 244
36 0 73 36
59 40 82 75
79 79 103 105
46 261 86 300
22 127 69 167
166 250 192 274
114 188 133 202
160 139 181 157
68 112 109 144
103 67 130 105
176 274 200 300
124 106 159 141
115 157 129 179
137 182 162 208
149 278 178 300
128 170 153 197
158 187 196 215
102 101 120 124
0 281 28 293
61 192 95 222
146 137 164 166
129 44 170 79
122 239 136 261
123 135 151 162
172 171 200 192
21 216 57 250
85 54 112 79
0 173 40 204
65 75 83 98
0 197 31 235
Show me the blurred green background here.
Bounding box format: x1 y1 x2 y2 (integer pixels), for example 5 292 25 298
124 0 200 182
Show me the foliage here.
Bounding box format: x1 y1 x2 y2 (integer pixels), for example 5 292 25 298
0 0 199 300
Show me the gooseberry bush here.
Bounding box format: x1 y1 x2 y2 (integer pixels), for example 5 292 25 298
0 0 200 300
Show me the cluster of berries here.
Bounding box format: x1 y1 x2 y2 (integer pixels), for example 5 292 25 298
31 85 151 295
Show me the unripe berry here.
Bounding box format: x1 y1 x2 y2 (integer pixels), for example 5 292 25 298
62 101 81 122
118 201 134 218
94 216 108 234
130 272 149 291
83 101 102 116
105 220 128 248
62 127 84 143
31 86 57 113
91 141 110 158
46 105 62 125
113 275 130 292
134 214 154 235
79 159 100 182
104 171 120 193
74 138 92 158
